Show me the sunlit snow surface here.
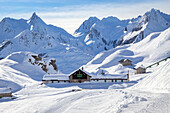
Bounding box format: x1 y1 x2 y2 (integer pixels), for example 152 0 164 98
0 27 170 113
0 9 170 113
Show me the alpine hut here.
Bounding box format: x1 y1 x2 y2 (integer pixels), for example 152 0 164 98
0 88 12 98
119 59 132 66
69 69 91 83
42 69 129 84
134 65 146 74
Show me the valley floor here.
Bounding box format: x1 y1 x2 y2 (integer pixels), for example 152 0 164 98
0 53 170 113
0 82 169 113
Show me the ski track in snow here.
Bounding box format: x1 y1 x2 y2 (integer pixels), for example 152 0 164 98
1 82 169 113
0 85 137 113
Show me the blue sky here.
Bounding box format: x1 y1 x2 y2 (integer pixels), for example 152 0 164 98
0 0 170 33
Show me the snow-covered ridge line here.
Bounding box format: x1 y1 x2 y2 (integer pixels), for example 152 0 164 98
0 13 94 74
84 27 170 78
74 8 170 54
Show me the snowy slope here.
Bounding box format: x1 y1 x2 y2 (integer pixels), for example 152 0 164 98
75 9 170 54
118 8 170 45
76 16 129 54
74 17 100 37
0 13 93 74
0 53 39 92
0 17 29 43
132 58 170 90
0 29 169 112
0 9 170 113
0 51 65 92
83 27 170 77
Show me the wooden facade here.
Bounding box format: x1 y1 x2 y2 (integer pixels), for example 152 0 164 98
0 88 12 98
69 69 91 83
0 92 12 97
135 67 146 74
42 79 69 84
42 69 129 84
91 78 129 83
119 59 132 66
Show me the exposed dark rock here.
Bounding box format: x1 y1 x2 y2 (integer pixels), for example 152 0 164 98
0 41 12 52
31 55 42 61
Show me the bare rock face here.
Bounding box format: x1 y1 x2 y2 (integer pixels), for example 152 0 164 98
28 54 58 74
31 55 42 61
49 59 58 71
41 64 47 73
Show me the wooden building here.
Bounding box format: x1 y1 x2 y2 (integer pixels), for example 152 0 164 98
42 69 129 84
134 65 146 74
42 69 91 83
0 88 12 98
91 78 129 83
42 74 69 84
119 59 132 66
69 69 91 83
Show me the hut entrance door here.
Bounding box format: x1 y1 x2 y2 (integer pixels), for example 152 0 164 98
78 80 82 83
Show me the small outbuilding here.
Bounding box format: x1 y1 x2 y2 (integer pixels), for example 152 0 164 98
119 59 132 66
0 88 12 98
134 65 146 74
42 74 69 84
69 69 91 83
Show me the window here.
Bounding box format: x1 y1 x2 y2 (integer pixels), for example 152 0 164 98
112 80 114 82
77 74 82 77
72 70 87 79
104 80 106 82
115 80 117 82
121 80 123 82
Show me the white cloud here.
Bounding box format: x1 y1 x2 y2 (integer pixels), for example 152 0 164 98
39 2 170 34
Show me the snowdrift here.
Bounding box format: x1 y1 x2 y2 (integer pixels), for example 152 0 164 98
132 58 170 90
0 51 58 92
84 27 170 77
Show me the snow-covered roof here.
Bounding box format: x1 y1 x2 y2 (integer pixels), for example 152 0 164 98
134 65 146 69
91 74 128 79
119 59 132 63
69 69 91 76
0 88 11 94
43 69 128 81
43 69 92 81
43 74 69 80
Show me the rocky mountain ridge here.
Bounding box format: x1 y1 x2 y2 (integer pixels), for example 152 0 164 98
74 8 170 54
0 8 169 73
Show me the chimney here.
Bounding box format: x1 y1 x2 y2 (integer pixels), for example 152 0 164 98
127 70 129 81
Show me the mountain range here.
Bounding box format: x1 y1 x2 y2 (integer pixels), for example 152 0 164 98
0 8 170 113
0 8 169 74
74 8 170 54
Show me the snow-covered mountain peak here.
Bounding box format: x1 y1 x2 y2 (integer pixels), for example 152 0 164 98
102 16 120 23
28 12 46 25
145 8 160 15
88 16 99 21
74 16 100 35
0 17 29 42
140 8 169 26
1 17 14 24
27 12 48 33
74 8 170 54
